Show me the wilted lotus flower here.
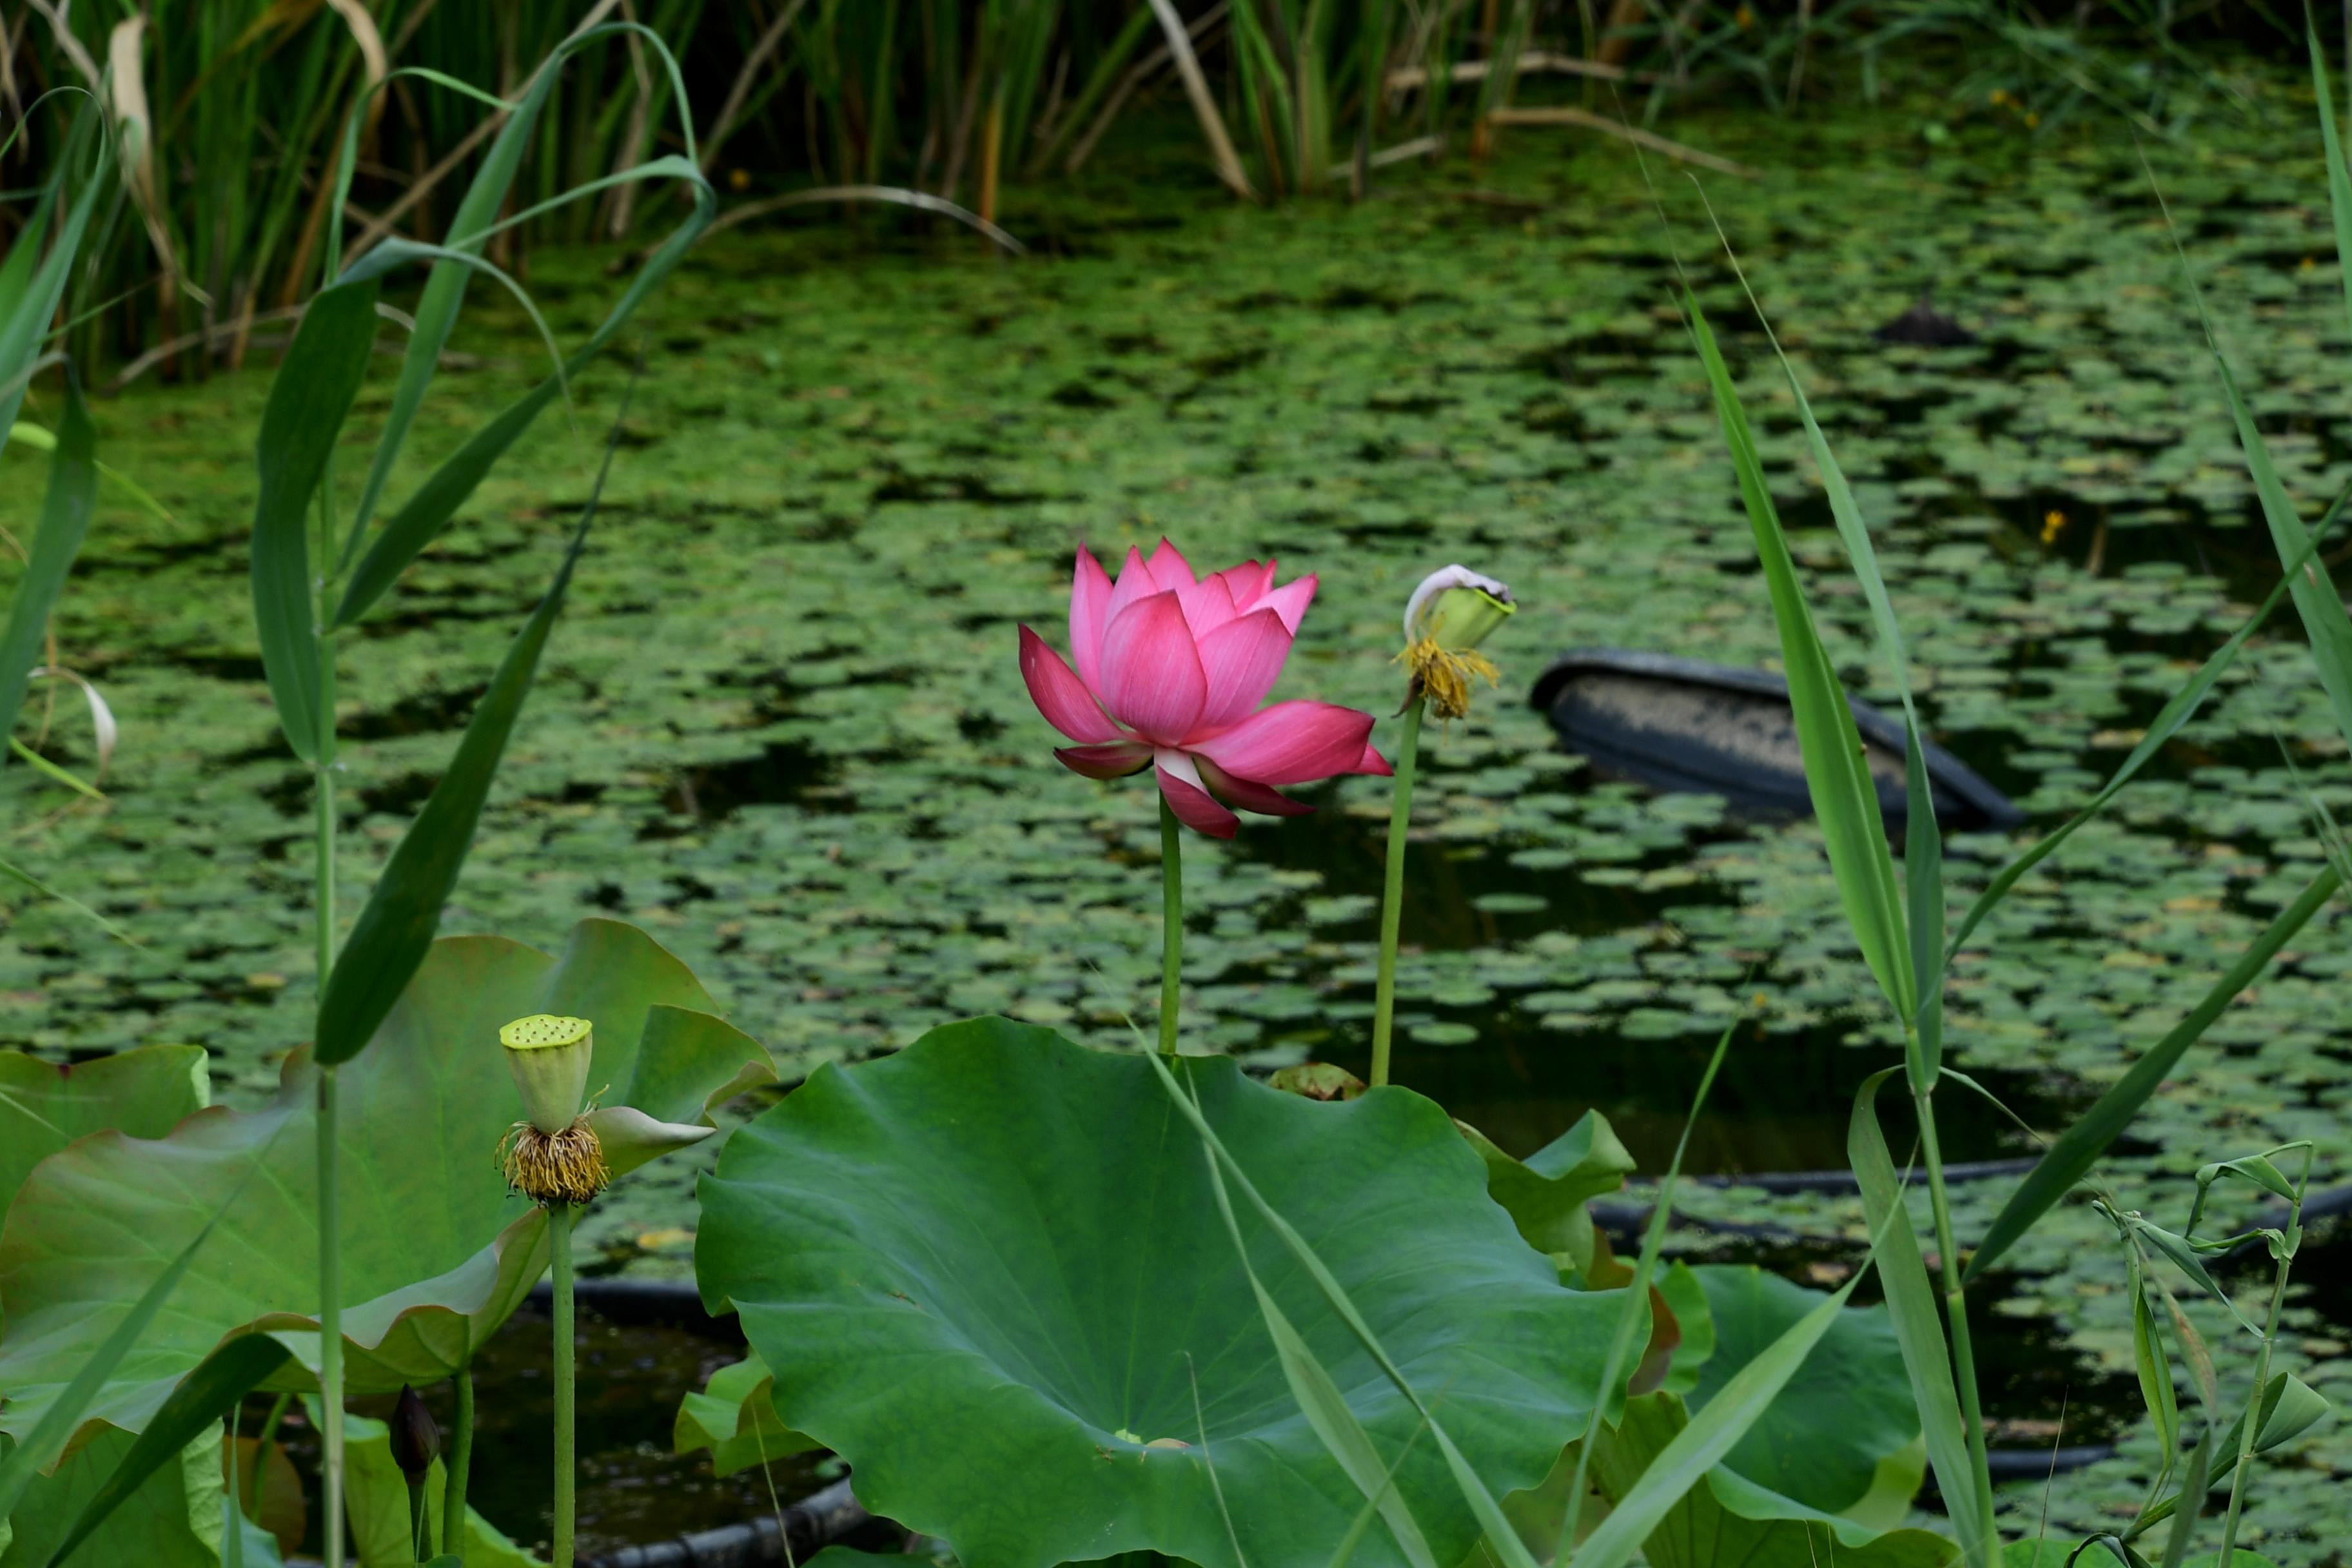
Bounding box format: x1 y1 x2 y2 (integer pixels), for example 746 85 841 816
1399 564 1514 720
498 1014 609 1206
1019 540 1390 838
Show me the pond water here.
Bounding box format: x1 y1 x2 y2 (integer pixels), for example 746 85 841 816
13 78 2352 1559
264 1303 829 1562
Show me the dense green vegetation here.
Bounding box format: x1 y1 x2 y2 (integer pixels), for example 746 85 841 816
7 34 2352 1568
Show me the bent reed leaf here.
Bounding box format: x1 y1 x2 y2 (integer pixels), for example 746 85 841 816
1967 863 2342 1280
1850 1068 1995 1566
1685 289 1913 1023
0 373 95 747
41 1332 293 1567
1141 1050 1542 1568
313 377 635 1065
249 278 379 764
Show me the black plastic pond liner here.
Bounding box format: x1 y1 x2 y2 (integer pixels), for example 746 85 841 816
1528 649 2025 834
577 1476 888 1568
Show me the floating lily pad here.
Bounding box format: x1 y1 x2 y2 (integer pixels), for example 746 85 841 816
696 1017 1620 1568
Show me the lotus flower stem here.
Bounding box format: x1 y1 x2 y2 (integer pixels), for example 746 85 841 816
441 1358 475 1557
1158 796 1184 1055
551 1200 578 1568
1913 1085 1999 1556
1369 698 1425 1089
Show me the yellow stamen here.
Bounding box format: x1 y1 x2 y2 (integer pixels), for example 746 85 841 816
498 1117 611 1207
1398 637 1500 721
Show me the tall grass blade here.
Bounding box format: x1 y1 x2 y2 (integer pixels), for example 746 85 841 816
1966 863 2341 1280
2150 160 2352 756
343 55 569 538
0 374 95 743
1905 729 1946 1084
2311 13 2352 404
1553 1009 1742 1558
1142 1052 1540 1568
1190 1096 1440 1568
0 1117 289 1516
331 174 713 629
0 848 137 945
41 1333 293 1567
1685 290 1912 1021
249 279 379 763
0 103 107 438
1947 484 2352 957
1569 1269 1869 1568
312 378 634 1065
1850 1067 1994 1565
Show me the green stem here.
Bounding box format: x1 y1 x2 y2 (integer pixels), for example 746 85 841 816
1916 1090 1999 1565
315 607 346 1568
1158 796 1182 1057
2217 1250 2295 1565
551 1202 577 1568
317 1061 346 1568
1369 698 1424 1089
441 1357 475 1556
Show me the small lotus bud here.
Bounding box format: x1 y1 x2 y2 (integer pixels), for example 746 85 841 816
390 1386 439 1481
1398 565 1514 720
1402 565 1514 652
500 1014 594 1135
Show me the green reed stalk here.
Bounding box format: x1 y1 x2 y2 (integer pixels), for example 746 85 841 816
1369 697 1426 1088
551 1201 578 1568
313 485 348 1568
442 1358 475 1556
1159 796 1184 1056
1914 1084 1999 1546
2217 1197 2301 1563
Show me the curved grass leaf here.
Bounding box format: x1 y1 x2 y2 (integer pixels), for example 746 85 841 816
1190 1106 1441 1568
312 382 631 1064
342 23 703 546
42 1333 291 1567
1946 485 2350 960
1144 1048 1544 1568
1850 1068 1994 1567
0 103 107 439
331 170 713 629
5 421 173 521
2149 157 2352 756
1571 1269 1870 1568
0 376 95 746
1685 289 1912 1021
0 1117 288 1519
249 279 378 764
1966 863 2341 1280
0 848 137 946
1553 1012 1741 1556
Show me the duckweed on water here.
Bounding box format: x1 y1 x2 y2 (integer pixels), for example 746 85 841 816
10 79 2352 1556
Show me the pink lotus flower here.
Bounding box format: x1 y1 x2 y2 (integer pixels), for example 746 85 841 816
1018 539 1391 838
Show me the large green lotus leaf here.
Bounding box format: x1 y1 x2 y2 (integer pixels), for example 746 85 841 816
0 1424 225 1567
1687 1264 1926 1528
0 1047 210 1227
0 919 771 1451
672 1350 819 1478
1588 1394 1959 1568
696 1017 1620 1568
1462 1110 1635 1281
323 1399 544 1568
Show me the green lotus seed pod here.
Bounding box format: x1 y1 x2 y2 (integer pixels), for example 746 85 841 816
1403 564 1515 652
500 1014 594 1135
